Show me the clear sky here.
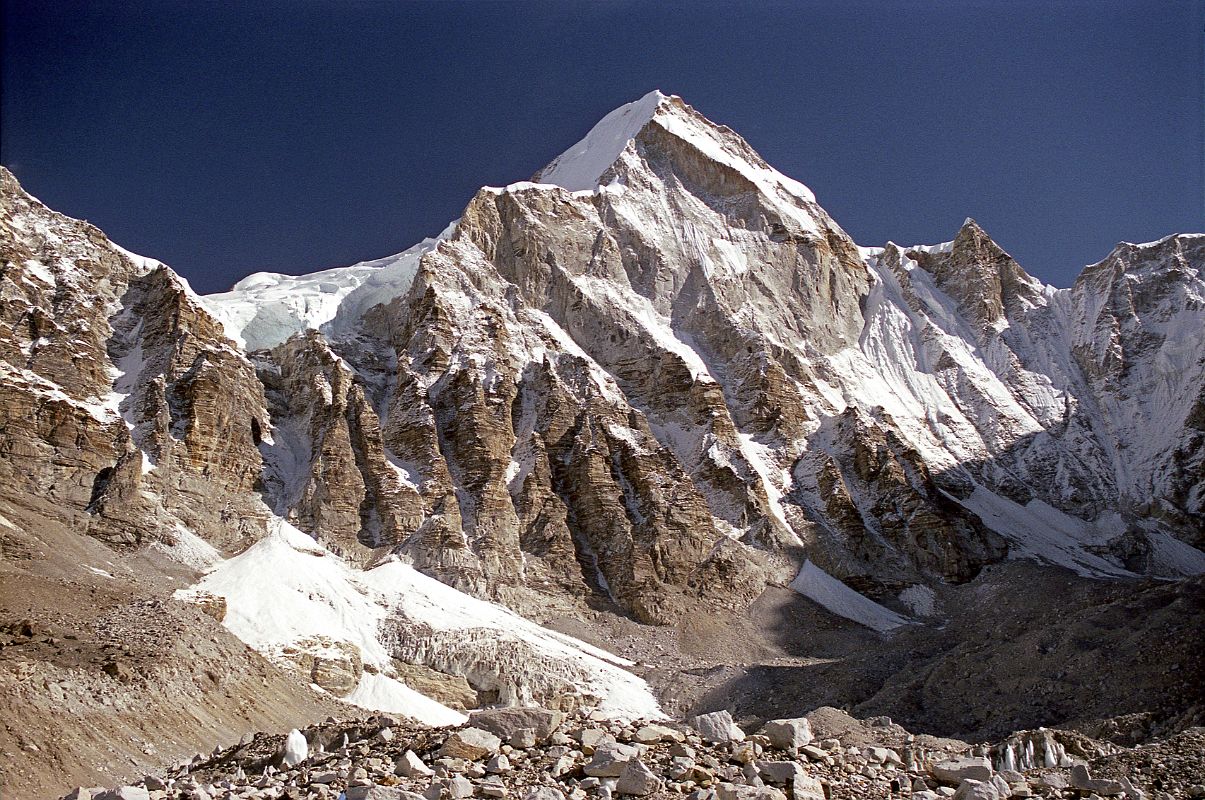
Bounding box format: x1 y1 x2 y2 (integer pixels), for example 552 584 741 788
3 0 1202 294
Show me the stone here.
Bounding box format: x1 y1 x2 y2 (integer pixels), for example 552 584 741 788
346 789 427 800
670 743 696 760
440 728 503 761
864 746 901 765
576 729 615 753
714 783 787 800
65 789 94 800
931 757 993 785
584 742 641 777
1119 777 1146 800
755 762 802 785
952 779 1001 800
486 754 511 774
98 789 150 800
791 775 825 800
1070 765 1126 796
615 760 663 796
692 712 745 744
470 708 566 744
550 755 577 777
447 776 475 799
397 751 434 777
759 720 813 751
633 724 684 744
522 789 566 800
510 729 539 749
799 746 828 763
281 729 308 767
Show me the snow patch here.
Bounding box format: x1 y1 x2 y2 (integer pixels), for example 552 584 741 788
345 673 468 727
957 486 1134 578
790 560 910 633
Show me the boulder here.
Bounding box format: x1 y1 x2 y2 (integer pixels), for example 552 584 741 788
469 707 566 743
584 741 642 777
715 783 788 800
98 789 150 800
760 719 813 751
692 711 745 744
791 775 825 800
346 789 427 800
755 761 803 785
522 789 567 800
616 759 663 796
931 756 993 784
439 727 503 761
633 723 684 744
952 780 1001 800
395 750 434 777
1070 765 1126 796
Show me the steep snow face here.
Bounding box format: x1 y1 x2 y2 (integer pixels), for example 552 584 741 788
201 227 453 351
187 517 663 721
534 90 669 192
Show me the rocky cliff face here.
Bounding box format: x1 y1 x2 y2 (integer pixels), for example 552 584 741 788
0 169 269 553
2 91 1202 636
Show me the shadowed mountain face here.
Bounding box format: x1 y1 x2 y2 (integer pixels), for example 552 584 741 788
2 93 1202 631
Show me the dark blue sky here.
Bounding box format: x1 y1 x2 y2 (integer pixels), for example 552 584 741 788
3 0 1202 293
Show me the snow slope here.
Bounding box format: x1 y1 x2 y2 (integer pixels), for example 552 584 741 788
183 517 661 723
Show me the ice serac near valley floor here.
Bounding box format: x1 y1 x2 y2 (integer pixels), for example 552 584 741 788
0 90 1202 798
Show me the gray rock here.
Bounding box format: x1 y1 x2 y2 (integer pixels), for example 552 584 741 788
759 719 813 751
952 779 1002 800
754 762 802 785
615 760 663 796
397 750 435 777
931 757 993 785
714 783 787 800
440 728 503 761
576 728 614 754
486 754 511 774
509 729 539 749
522 789 566 800
1119 777 1146 800
791 775 825 800
633 724 683 744
98 789 150 800
584 742 641 777
346 789 427 800
447 776 475 799
692 712 745 744
1070 765 1126 796
470 708 565 743
799 746 828 763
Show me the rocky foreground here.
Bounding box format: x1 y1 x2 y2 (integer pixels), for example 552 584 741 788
62 707 1205 800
